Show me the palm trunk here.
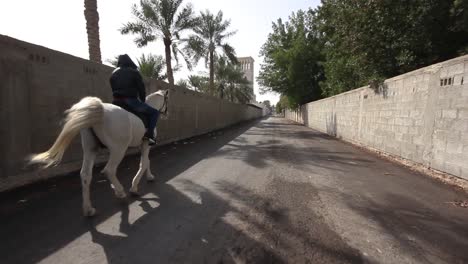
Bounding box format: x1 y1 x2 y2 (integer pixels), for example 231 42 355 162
164 38 174 85
209 50 214 95
84 0 102 63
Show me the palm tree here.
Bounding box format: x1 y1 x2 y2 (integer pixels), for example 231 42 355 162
120 0 197 85
185 10 238 94
176 79 189 89
137 53 167 80
215 57 252 103
84 0 102 63
107 53 169 81
188 75 209 92
106 55 120 67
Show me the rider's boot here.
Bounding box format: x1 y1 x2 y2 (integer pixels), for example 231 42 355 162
143 131 156 146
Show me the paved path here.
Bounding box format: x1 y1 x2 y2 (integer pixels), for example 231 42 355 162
1 117 468 264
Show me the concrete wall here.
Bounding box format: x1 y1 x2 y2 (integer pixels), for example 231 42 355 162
286 55 468 180
0 35 263 191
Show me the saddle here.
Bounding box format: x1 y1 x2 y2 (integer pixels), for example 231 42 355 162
112 100 150 128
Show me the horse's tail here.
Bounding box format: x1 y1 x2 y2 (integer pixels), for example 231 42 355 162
29 97 104 167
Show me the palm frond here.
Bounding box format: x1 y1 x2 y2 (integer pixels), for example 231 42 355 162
120 3 160 47
121 0 198 84
172 42 194 70
222 44 238 64
184 35 207 65
185 9 238 72
174 3 197 33
137 53 167 80
188 74 209 91
106 55 120 67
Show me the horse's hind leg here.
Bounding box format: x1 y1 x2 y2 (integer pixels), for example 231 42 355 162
130 142 150 195
80 129 97 217
146 163 155 182
102 148 127 199
145 145 155 181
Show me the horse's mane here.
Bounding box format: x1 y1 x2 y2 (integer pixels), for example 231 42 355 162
146 90 167 101
155 90 166 96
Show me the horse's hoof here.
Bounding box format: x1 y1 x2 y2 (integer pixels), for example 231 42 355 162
83 207 96 217
147 175 155 182
129 189 140 196
115 191 127 199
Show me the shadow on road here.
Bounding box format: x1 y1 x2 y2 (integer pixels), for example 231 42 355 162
346 191 468 263
0 119 263 263
213 119 374 170
4 117 466 263
85 177 363 263
0 117 366 263
85 183 286 263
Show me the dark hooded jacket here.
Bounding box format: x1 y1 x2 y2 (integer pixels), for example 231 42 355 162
110 54 146 102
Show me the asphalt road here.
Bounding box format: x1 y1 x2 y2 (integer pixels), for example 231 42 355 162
1 117 468 264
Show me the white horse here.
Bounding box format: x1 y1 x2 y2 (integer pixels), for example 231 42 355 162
29 90 169 216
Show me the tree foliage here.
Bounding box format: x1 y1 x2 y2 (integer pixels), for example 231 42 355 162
137 53 167 80
179 57 252 103
275 95 290 113
184 10 237 94
261 100 271 108
261 100 273 113
317 0 468 96
259 1 468 104
108 53 169 81
176 79 189 89
187 75 210 92
215 57 252 103
120 0 197 84
258 10 325 108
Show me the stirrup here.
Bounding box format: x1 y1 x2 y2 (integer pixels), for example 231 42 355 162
143 136 156 146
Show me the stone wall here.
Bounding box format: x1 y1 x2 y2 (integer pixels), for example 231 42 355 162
0 35 263 191
286 55 468 180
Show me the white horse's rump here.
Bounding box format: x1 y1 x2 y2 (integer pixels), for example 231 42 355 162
29 90 169 216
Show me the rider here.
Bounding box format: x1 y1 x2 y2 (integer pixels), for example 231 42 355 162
110 54 159 145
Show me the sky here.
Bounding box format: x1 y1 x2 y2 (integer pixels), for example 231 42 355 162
0 0 320 105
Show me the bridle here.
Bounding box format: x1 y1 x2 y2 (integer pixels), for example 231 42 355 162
158 91 169 115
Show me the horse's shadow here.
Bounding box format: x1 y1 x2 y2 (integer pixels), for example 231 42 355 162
0 119 262 264
86 183 285 264
1 118 364 263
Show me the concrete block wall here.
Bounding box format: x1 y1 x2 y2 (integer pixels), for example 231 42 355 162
286 55 468 180
0 35 263 191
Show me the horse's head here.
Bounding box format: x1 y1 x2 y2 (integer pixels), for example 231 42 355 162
146 89 170 116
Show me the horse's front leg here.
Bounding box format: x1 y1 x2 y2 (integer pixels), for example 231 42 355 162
130 142 150 195
146 128 156 182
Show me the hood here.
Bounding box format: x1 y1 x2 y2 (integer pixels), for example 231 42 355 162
117 54 138 69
